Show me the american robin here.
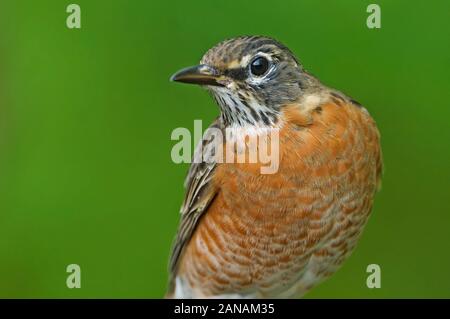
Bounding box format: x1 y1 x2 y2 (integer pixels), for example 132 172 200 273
167 36 382 298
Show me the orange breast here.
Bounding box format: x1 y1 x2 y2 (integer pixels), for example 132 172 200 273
177 100 382 297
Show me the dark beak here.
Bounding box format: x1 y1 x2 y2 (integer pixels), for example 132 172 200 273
170 64 223 87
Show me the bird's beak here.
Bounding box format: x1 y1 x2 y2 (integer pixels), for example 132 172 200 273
170 64 224 87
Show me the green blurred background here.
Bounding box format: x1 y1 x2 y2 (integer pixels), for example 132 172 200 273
0 0 449 298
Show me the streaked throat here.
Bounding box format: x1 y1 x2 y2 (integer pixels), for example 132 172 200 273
210 87 280 128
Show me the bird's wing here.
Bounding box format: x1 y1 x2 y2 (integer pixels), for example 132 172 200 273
168 119 222 291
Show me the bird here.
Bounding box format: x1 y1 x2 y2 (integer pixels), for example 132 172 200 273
167 36 382 298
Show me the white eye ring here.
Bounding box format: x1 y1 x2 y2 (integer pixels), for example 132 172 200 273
250 56 270 76
246 53 275 84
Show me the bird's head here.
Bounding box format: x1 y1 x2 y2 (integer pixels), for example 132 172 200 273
171 36 314 127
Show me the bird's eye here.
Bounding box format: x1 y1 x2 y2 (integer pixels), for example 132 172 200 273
250 57 269 76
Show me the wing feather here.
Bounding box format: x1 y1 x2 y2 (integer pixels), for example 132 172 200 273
168 119 223 291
